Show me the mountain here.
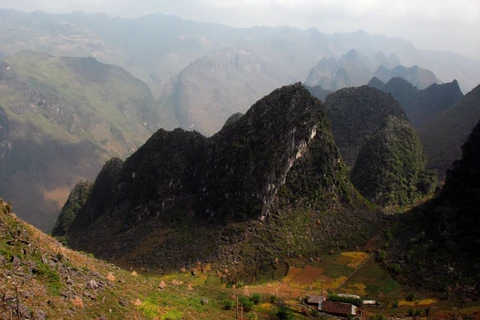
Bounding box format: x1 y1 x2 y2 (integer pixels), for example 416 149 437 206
373 65 439 90
371 77 464 127
305 85 332 102
1 9 479 137
156 47 301 135
0 50 160 231
304 49 407 91
322 86 408 167
351 117 436 207
51 180 92 237
418 84 480 180
0 198 158 319
389 117 480 289
322 86 435 207
60 84 380 273
366 76 385 90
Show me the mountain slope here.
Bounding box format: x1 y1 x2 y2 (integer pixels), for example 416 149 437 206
351 117 436 207
322 86 435 207
374 65 439 90
373 77 464 127
418 84 480 179
61 84 380 274
305 49 409 91
0 51 160 231
157 47 296 135
389 116 480 289
305 85 332 102
1 9 479 95
322 86 407 167
0 199 151 319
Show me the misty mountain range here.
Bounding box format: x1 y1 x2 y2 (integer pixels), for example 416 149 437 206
1 8 480 231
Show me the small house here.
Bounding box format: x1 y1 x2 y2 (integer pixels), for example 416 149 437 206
320 300 357 316
306 295 326 305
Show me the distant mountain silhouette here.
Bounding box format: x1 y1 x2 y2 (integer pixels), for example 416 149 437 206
418 84 480 179
305 49 408 91
374 65 439 90
370 77 463 127
367 76 386 90
305 85 332 102
306 50 440 92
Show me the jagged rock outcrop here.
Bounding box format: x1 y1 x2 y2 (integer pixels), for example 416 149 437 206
62 84 380 273
52 180 93 237
73 158 124 229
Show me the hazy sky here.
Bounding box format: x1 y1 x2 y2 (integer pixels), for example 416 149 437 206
1 0 479 56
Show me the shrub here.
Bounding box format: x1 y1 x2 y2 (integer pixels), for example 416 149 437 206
375 250 387 263
425 307 431 316
251 293 261 305
414 309 422 316
239 296 254 312
222 299 235 310
385 229 393 241
406 293 416 301
277 306 295 320
407 308 414 317
247 312 258 320
391 300 399 308
311 309 320 317
391 263 402 274
270 295 277 303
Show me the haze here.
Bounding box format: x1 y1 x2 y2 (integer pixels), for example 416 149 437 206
0 0 478 57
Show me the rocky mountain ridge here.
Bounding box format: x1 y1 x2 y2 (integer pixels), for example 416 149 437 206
58 84 381 273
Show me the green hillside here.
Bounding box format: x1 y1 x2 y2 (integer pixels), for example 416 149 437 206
389 116 480 290
323 86 435 208
0 50 160 231
352 117 436 207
